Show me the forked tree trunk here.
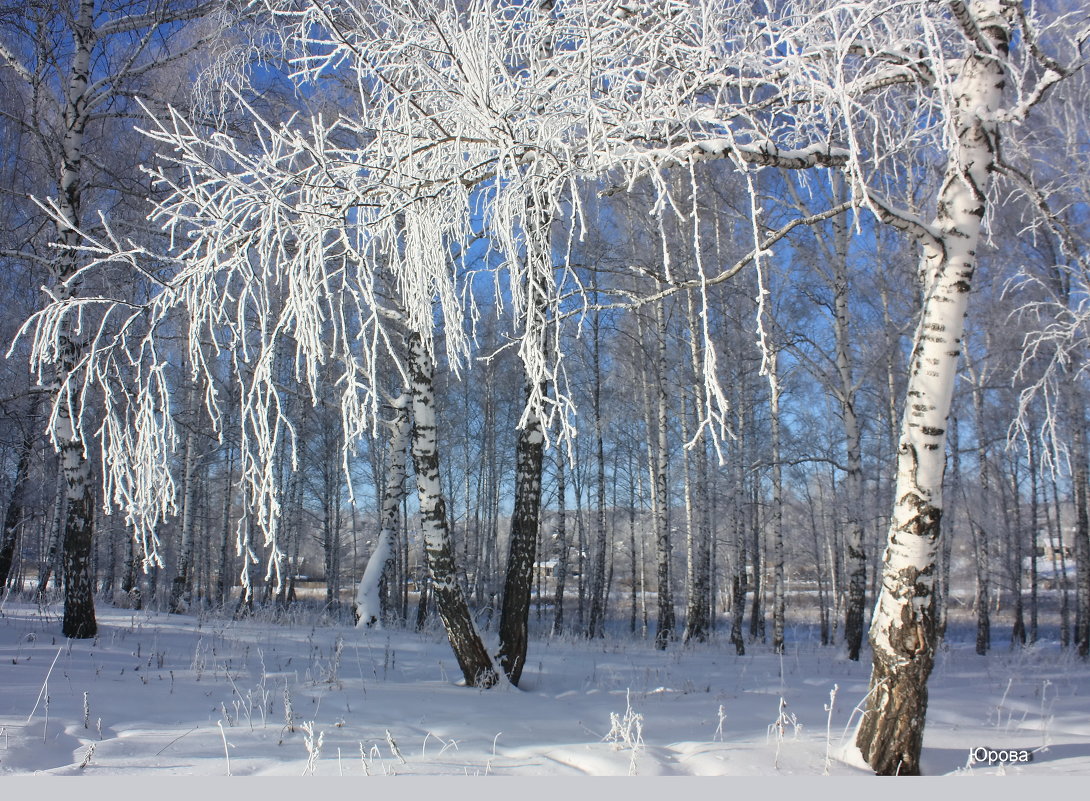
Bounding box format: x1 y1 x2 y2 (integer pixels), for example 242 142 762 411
407 332 498 687
354 393 411 628
856 5 1007 774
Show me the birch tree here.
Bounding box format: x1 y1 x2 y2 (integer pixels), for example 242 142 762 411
353 393 411 628
796 1 1082 775
581 0 1080 772
2 0 219 637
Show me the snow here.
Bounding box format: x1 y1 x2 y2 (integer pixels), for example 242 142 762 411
1 601 1088 777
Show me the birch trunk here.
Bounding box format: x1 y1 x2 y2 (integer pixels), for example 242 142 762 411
938 414 960 640
552 446 568 635
749 474 765 641
832 233 867 661
498 183 552 676
587 308 608 638
50 0 97 640
787 179 866 658
1048 474 1071 646
1008 457 1026 646
1028 427 1040 643
769 349 785 654
856 4 1008 773
635 311 660 635
217 445 235 607
0 413 36 589
729 419 747 655
965 351 991 655
170 426 199 614
1067 387 1090 658
683 295 711 643
497 382 545 683
652 299 674 649
628 455 638 634
354 393 411 628
407 332 498 687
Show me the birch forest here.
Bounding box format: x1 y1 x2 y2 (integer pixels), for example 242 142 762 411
2 0 1089 776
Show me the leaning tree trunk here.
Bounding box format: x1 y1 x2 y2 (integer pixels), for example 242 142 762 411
354 393 411 628
856 7 1007 774
497 382 545 684
407 332 498 687
498 184 552 679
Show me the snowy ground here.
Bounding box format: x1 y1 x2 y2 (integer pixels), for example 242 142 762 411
1 600 1088 777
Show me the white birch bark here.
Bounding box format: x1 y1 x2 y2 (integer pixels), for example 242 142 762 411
769 348 785 654
965 350 992 654
587 308 608 639
551 444 569 635
857 1 1010 774
406 332 498 687
354 393 411 629
169 426 199 614
652 297 675 649
51 0 99 640
683 293 711 643
829 218 868 662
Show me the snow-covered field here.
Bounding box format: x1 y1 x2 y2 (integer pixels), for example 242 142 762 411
1 600 1087 777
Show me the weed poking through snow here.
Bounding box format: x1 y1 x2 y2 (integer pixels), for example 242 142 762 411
767 697 801 770
386 728 406 764
604 689 644 775
823 684 838 775
301 721 324 775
